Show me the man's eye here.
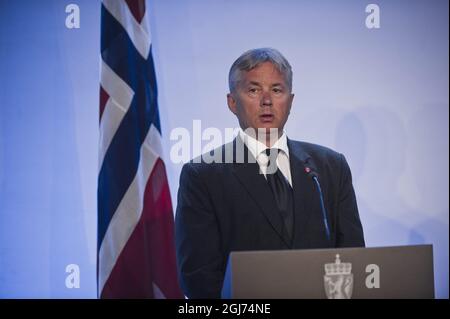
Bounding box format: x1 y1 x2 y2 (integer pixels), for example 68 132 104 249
248 88 258 93
273 88 282 93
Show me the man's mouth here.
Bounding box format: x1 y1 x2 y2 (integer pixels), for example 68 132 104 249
259 114 274 122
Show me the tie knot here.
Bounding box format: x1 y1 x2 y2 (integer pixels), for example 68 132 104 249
264 148 279 170
265 148 279 157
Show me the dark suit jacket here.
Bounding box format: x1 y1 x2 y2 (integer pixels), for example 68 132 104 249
175 137 365 298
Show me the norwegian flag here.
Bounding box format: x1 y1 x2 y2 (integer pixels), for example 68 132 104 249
97 0 183 298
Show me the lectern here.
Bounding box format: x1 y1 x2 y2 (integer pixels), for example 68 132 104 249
221 245 434 299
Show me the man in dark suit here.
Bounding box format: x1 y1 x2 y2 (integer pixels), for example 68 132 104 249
175 48 365 299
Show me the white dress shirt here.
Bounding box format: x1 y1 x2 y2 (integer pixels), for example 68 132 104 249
238 129 292 187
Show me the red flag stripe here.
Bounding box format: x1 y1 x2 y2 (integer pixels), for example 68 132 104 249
99 86 109 123
101 158 183 298
124 0 146 24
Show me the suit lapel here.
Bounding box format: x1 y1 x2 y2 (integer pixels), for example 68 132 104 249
231 137 290 246
287 139 319 247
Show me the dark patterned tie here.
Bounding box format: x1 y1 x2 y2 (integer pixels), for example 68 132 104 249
265 148 294 242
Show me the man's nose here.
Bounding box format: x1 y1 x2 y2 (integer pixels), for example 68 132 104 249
261 91 272 107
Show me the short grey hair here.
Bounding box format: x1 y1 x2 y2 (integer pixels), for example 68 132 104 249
228 48 293 93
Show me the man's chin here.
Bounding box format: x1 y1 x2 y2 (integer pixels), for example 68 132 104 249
243 126 281 139
256 126 281 135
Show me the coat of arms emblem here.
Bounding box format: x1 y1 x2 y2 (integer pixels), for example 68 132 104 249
324 254 353 299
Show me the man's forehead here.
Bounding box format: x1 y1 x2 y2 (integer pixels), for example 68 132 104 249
246 80 285 87
245 62 282 76
242 66 286 86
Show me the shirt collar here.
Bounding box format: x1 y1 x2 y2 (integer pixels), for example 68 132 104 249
238 128 290 159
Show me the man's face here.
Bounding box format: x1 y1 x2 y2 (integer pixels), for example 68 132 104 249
227 62 294 137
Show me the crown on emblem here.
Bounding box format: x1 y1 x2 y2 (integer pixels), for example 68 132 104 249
324 254 352 275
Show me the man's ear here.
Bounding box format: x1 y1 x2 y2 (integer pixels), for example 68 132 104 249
227 93 237 115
